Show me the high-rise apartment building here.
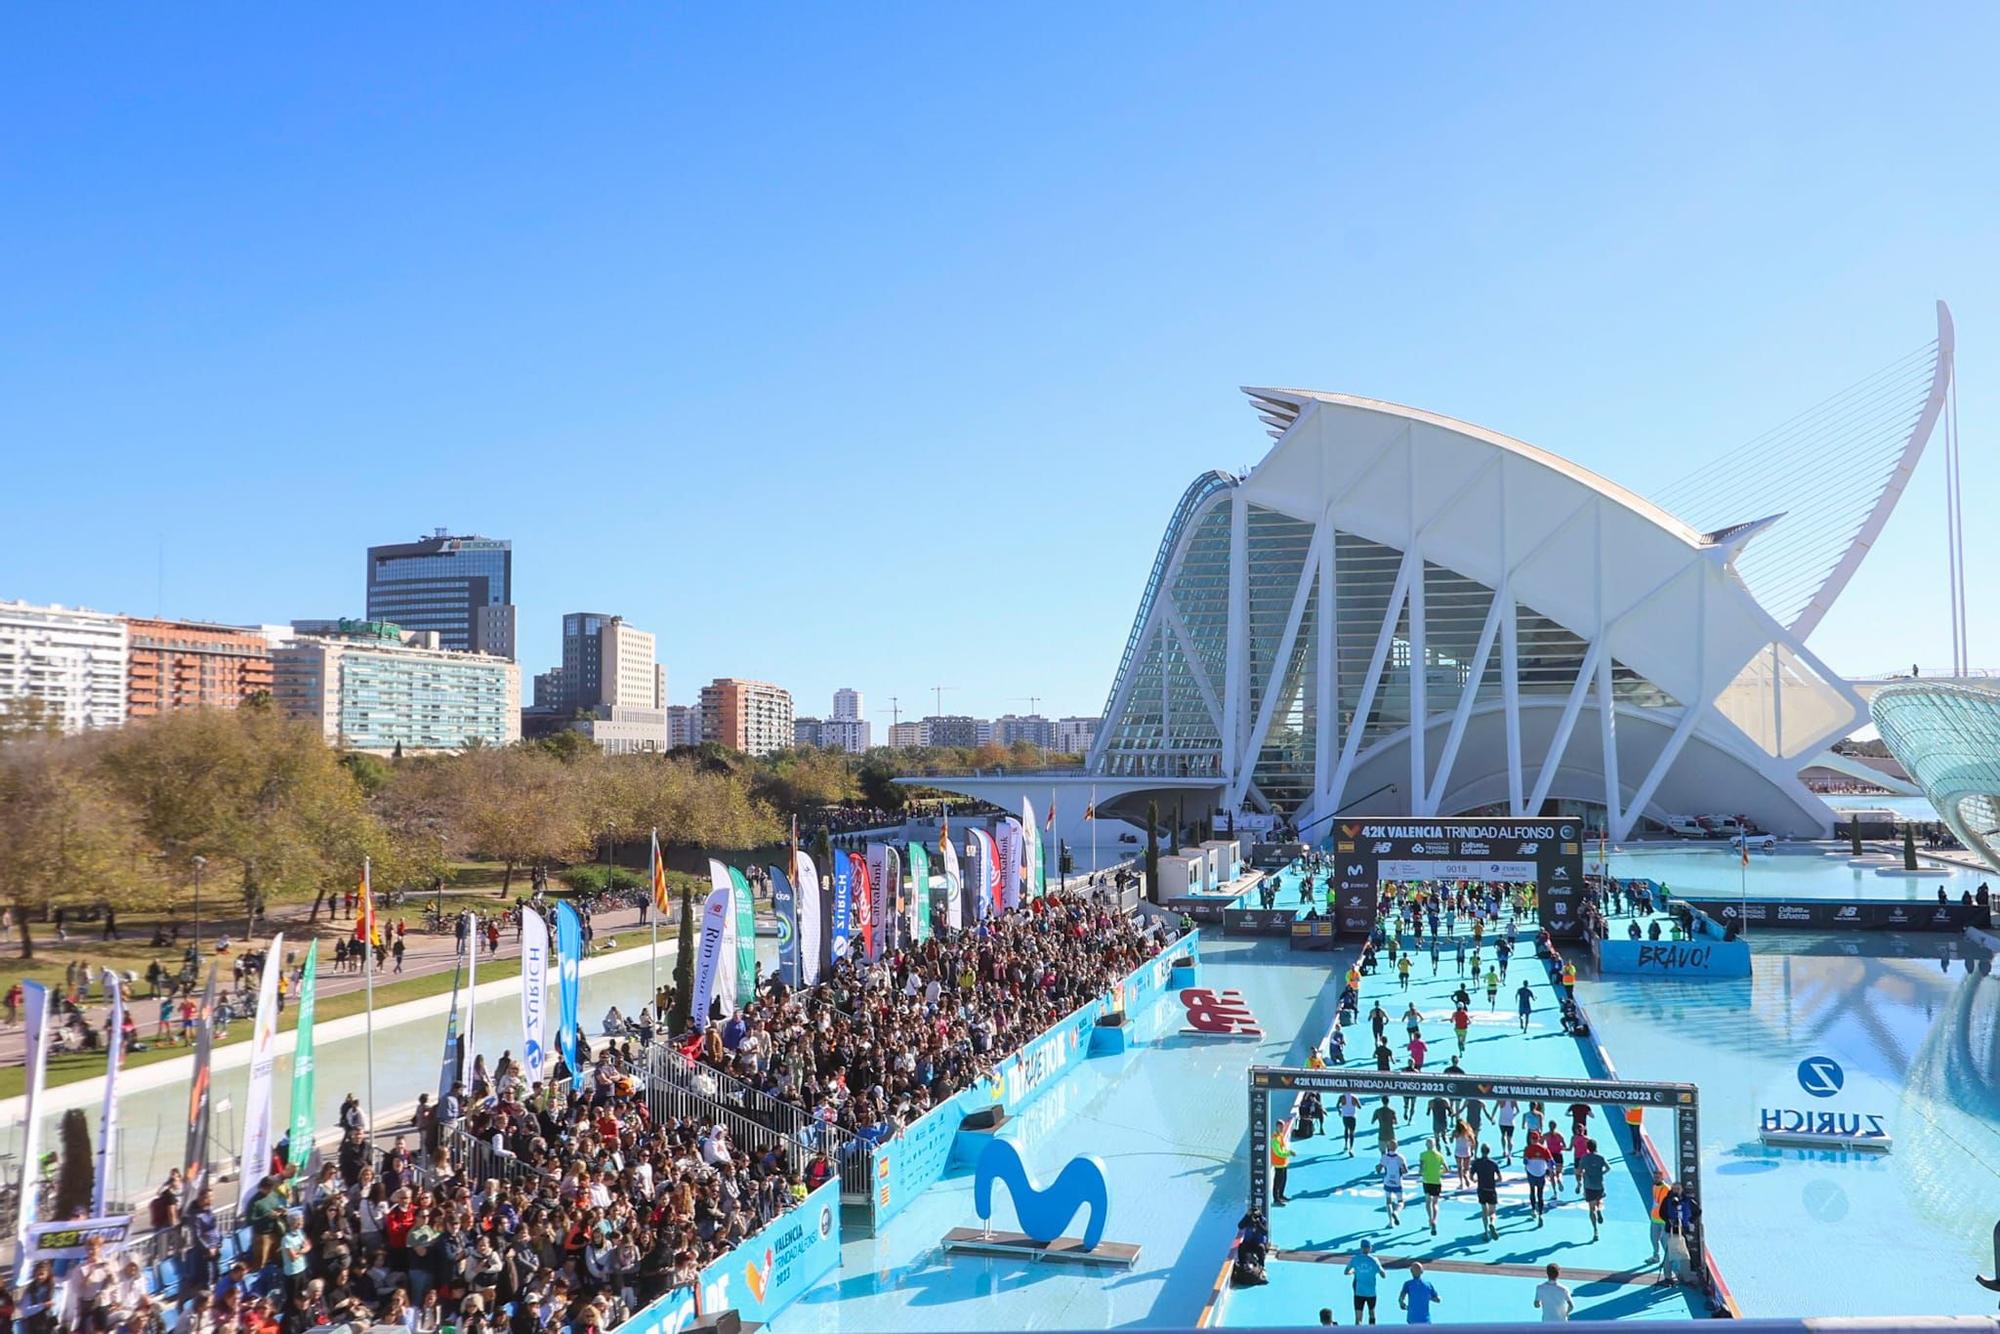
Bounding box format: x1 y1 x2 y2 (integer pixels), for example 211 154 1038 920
794 716 824 748
666 704 703 749
887 720 924 749
1055 716 1101 754
832 688 863 721
821 718 871 752
0 601 129 732
995 713 1056 748
365 530 515 658
273 618 520 753
124 617 274 719
699 678 794 756
921 714 980 749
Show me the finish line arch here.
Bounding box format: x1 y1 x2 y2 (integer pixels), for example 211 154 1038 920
1246 1064 1707 1292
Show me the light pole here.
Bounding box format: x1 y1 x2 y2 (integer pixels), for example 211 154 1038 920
191 855 206 952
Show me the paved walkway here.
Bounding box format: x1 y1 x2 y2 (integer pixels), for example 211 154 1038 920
0 890 675 1064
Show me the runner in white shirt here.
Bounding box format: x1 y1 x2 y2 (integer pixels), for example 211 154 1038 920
1497 1098 1521 1162
1377 1146 1409 1225
1339 1092 1362 1155
1534 1263 1573 1322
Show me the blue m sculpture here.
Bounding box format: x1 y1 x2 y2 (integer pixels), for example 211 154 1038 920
973 1137 1109 1251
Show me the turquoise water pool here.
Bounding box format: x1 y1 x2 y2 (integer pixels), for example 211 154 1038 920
1579 932 2000 1318
1602 844 1990 903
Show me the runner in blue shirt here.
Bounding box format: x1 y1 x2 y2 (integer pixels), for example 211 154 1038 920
1345 1238 1385 1324
1399 1261 1442 1324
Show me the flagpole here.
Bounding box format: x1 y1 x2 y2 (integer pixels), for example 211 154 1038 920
1090 785 1098 882
363 856 376 1144
650 827 660 1008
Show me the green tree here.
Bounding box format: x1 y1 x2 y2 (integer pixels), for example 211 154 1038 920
759 748 860 811
0 736 156 958
1903 824 1918 871
670 879 696 1034
0 695 62 745
1144 799 1160 904
54 1110 93 1221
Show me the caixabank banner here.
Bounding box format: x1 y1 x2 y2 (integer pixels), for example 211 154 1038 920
1328 818 1588 939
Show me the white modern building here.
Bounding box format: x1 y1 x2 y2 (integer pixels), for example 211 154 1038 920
833 688 863 721
273 619 521 753
0 600 129 732
550 613 668 752
666 703 703 749
1871 682 2000 875
913 304 1957 842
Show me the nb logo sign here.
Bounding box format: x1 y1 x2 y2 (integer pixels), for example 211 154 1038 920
1180 988 1263 1037
1372 841 1394 854
1797 1056 1844 1098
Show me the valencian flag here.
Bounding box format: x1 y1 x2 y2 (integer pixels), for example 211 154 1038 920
652 829 671 914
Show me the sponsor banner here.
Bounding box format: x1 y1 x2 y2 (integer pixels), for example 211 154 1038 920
181 970 218 1209
769 866 799 989
286 943 319 1174
692 880 735 1026
1223 907 1297 935
619 1180 841 1334
869 931 1198 1225
95 972 125 1213
1379 859 1537 881
907 843 931 945
1694 898 1988 932
830 851 854 961
1327 817 1585 939
25 1215 132 1263
1597 938 1751 978
727 865 757 1008
519 909 549 1077
238 933 285 1205
1289 920 1337 950
16 981 51 1262
793 853 823 987
555 902 584 1088
1758 1055 1890 1144
1254 1065 1693 1107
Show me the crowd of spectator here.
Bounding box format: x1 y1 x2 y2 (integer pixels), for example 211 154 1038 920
672 888 1185 1138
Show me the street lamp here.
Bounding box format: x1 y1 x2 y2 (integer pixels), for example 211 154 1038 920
191 855 206 953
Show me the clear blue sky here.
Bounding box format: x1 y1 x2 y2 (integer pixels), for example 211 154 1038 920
4 5 1995 722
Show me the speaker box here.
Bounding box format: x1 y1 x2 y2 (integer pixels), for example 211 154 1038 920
684 1310 742 1334
961 1105 1007 1132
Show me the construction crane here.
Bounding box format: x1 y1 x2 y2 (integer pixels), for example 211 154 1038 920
931 685 958 716
888 697 903 728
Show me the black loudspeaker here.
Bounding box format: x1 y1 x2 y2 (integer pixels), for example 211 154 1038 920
961 1105 1006 1132
684 1311 742 1334
1097 1010 1128 1028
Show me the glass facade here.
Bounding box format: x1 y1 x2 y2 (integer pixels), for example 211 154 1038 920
365 536 512 653
1097 485 1680 817
1870 683 2000 874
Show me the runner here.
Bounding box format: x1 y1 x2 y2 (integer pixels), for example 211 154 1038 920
1453 935 1467 975
1470 1142 1502 1240
1543 1124 1567 1201
1496 1097 1520 1162
1576 1136 1609 1242
1377 1140 1409 1226
1452 1119 1474 1188
1399 1260 1441 1324
1523 1130 1552 1226
1426 1092 1453 1142
1339 1091 1361 1155
1566 1101 1593 1187
1407 1032 1428 1071
1371 1096 1399 1153
1402 1001 1423 1041
1397 953 1413 991
1450 1002 1470 1056
1345 1238 1385 1325
1484 966 1500 1009
1515 978 1536 1033
1417 1137 1447 1235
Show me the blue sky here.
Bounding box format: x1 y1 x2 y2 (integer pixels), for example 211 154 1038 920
3 6 1995 722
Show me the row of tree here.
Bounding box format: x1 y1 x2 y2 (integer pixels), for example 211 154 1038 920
0 698 1074 957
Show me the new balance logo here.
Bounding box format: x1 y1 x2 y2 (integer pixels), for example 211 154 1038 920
1180 987 1263 1037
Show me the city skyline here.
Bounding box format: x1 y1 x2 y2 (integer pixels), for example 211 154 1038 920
4 8 1996 722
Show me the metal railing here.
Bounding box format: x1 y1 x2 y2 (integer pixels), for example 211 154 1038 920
644 1045 854 1167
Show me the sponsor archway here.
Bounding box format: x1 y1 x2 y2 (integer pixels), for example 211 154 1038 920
1328 817 1588 940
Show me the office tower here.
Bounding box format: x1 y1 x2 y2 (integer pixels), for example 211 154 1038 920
124 618 274 719
365 530 515 657
666 704 702 749
698 678 795 756
833 688 863 721
552 613 667 752
0 600 129 732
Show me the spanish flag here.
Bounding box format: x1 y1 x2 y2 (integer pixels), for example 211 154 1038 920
651 828 670 913
354 862 380 950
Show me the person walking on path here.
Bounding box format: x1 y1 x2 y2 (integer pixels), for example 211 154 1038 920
1345 1239 1385 1325
1534 1263 1573 1322
1398 1261 1441 1324
1417 1137 1447 1235
1576 1138 1609 1241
